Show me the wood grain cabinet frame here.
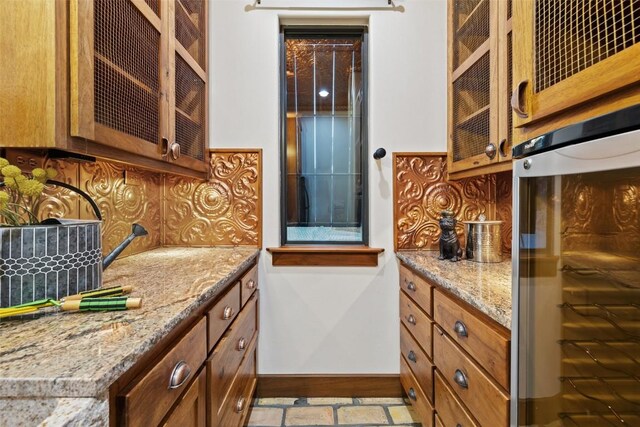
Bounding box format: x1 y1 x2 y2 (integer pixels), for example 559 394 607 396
0 0 208 178
511 0 640 144
447 0 514 179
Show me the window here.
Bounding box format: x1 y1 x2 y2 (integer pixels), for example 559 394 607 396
280 27 368 245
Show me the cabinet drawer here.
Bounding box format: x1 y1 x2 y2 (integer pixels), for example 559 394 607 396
208 293 258 416
217 342 257 427
400 290 433 357
400 356 434 427
434 414 445 427
434 371 478 427
208 281 241 351
240 264 258 308
120 318 207 427
400 323 434 403
162 367 206 427
433 289 510 390
400 265 433 315
434 326 509 427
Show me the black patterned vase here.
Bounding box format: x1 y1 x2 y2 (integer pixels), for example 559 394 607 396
0 221 102 308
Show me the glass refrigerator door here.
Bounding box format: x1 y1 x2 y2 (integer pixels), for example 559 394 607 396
516 166 640 426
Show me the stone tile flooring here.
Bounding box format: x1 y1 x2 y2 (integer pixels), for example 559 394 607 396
247 397 422 426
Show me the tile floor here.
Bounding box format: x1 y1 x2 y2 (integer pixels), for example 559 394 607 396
247 397 422 427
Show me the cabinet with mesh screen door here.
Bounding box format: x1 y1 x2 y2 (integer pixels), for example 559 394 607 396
0 0 207 177
511 0 640 144
448 0 513 179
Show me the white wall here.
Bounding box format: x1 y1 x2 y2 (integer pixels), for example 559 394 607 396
210 0 447 374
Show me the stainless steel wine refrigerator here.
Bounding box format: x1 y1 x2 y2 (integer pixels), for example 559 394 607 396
511 105 640 427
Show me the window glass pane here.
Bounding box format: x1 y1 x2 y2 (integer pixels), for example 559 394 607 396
282 30 366 244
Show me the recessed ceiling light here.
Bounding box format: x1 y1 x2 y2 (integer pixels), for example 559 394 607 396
318 89 329 98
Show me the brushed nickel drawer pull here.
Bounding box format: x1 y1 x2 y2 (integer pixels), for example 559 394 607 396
453 320 468 338
235 397 246 413
168 360 191 389
453 369 469 389
407 350 417 363
407 281 416 291
246 279 256 290
408 388 417 401
222 306 234 320
237 337 247 351
407 314 416 325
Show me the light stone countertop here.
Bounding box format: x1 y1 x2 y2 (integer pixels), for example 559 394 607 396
396 251 512 329
0 246 259 401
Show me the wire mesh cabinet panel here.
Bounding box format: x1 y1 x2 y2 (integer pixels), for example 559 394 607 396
69 0 208 173
447 0 513 178
167 0 208 170
511 0 640 131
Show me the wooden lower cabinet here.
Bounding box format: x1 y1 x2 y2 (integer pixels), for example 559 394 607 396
399 263 510 427
163 368 207 427
114 259 259 426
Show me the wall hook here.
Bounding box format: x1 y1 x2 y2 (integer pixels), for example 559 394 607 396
373 148 387 160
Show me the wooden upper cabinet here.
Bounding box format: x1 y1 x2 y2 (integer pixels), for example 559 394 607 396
447 0 513 179
511 0 640 142
71 0 208 172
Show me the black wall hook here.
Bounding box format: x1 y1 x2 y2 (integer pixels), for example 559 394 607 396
373 148 387 160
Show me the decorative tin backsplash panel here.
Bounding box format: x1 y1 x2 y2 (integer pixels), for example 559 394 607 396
79 161 162 257
164 150 262 247
393 153 512 253
562 172 639 254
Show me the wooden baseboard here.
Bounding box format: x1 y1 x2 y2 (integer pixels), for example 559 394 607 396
256 375 402 398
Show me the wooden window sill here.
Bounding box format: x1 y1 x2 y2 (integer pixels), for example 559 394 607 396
266 246 384 266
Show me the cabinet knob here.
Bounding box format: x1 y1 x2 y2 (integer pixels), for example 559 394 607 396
223 306 234 320
169 142 181 160
246 279 256 290
236 397 246 413
453 320 468 338
406 314 416 325
407 281 416 292
485 143 497 159
407 350 417 363
408 388 417 401
510 80 529 119
453 369 469 389
168 360 191 389
237 337 247 351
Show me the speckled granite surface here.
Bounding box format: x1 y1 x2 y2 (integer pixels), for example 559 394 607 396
0 246 259 399
397 251 512 329
0 394 108 426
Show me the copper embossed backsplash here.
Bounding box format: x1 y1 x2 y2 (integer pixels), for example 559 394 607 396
5 149 262 258
393 153 512 254
562 171 639 255
164 150 262 247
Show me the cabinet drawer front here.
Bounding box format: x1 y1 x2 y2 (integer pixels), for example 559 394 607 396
162 367 207 427
208 293 258 415
433 289 510 389
122 318 207 427
434 326 509 427
434 414 445 427
400 265 433 315
400 290 433 357
400 356 434 427
218 342 257 426
434 371 478 427
400 323 434 403
208 281 241 351
240 264 258 308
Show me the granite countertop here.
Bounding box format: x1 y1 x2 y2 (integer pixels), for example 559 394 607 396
396 251 512 329
0 246 259 400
